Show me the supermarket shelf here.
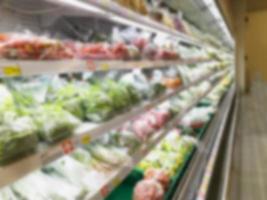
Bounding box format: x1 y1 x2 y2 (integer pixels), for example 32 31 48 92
0 69 227 188
45 0 202 47
0 58 209 77
220 95 238 200
172 84 235 200
88 76 227 200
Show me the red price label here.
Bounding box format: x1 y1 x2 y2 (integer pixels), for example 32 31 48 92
100 185 110 198
61 139 75 154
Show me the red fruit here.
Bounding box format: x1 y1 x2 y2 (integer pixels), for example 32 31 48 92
145 169 170 191
132 38 147 51
133 179 164 200
110 43 129 59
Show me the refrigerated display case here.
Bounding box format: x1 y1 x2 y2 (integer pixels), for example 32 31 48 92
0 0 235 200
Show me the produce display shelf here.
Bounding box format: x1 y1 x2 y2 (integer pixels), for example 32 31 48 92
104 98 224 200
172 85 235 200
45 0 202 47
105 146 195 200
196 86 235 200
0 58 209 77
0 69 227 189
87 75 227 200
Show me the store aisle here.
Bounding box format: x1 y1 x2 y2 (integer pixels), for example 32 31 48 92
229 80 267 200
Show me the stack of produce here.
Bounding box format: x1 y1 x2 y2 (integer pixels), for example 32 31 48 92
0 85 38 164
0 59 219 165
179 107 214 129
121 108 171 142
0 33 74 60
0 33 181 61
132 130 196 200
32 105 81 143
119 70 166 100
137 130 195 175
178 61 222 85
0 144 130 199
1 170 87 200
202 74 232 107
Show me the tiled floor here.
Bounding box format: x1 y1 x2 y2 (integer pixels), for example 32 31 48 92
229 80 267 200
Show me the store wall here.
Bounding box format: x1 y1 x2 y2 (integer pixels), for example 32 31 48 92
246 10 267 81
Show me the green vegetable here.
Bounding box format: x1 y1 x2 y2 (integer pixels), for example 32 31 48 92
0 115 38 165
101 79 133 112
53 84 86 119
0 85 15 123
83 85 114 122
32 105 80 143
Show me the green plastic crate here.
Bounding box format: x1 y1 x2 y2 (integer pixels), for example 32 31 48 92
105 147 195 200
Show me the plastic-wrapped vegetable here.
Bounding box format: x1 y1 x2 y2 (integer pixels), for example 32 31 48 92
0 85 15 123
101 79 133 112
133 179 164 200
53 84 86 119
180 107 214 128
11 171 86 200
150 70 166 97
72 148 93 167
43 156 107 192
84 85 114 122
32 105 80 142
6 77 49 109
85 144 128 166
109 130 141 153
131 116 156 141
120 70 154 99
0 187 17 200
0 113 38 165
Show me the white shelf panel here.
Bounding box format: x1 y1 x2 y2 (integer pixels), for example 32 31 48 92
0 58 209 77
0 69 226 188
88 75 227 200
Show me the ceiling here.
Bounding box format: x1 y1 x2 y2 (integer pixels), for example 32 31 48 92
247 0 267 12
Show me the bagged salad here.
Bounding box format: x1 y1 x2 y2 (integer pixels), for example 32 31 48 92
83 85 114 122
52 83 87 120
0 85 38 164
0 112 38 164
32 105 80 143
101 79 135 112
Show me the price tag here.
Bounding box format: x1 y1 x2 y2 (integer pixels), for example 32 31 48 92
112 178 121 187
61 139 75 154
100 63 109 71
2 65 21 76
86 60 96 71
100 185 110 198
81 134 91 145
